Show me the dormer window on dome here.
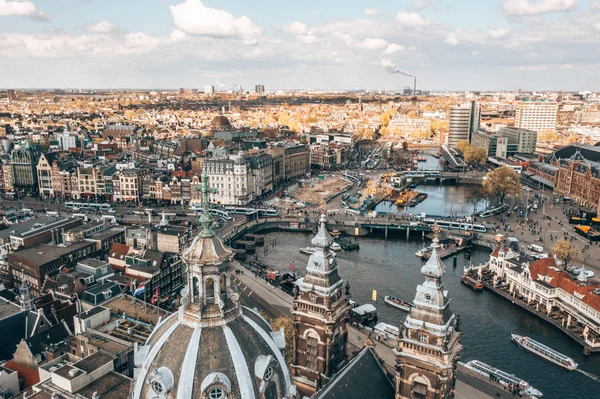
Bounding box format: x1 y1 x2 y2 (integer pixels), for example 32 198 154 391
147 367 174 398
200 372 232 399
254 355 279 394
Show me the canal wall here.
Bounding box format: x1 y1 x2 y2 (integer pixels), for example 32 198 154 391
480 279 598 355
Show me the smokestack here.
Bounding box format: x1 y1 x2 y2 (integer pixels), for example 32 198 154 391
414 77 417 95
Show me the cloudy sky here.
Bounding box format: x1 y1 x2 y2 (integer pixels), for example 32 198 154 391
0 0 598 91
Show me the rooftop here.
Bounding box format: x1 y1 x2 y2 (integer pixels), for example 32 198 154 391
8 241 95 267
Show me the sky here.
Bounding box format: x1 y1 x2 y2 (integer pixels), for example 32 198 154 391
0 0 599 91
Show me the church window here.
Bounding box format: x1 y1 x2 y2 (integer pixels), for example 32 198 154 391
419 333 428 343
310 295 317 303
264 366 274 380
412 381 428 399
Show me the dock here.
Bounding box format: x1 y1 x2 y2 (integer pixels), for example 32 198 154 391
479 277 600 354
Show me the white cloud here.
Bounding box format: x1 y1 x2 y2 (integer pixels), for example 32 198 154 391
502 0 577 16
86 19 117 33
488 28 510 38
445 37 458 45
296 34 317 44
170 29 187 42
357 37 389 50
384 43 405 54
364 8 379 16
396 12 430 27
593 1 600 10
170 0 262 39
509 64 552 71
0 0 47 20
472 50 481 55
283 21 308 36
375 58 395 69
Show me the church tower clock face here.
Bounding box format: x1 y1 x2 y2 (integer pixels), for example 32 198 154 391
425 294 432 301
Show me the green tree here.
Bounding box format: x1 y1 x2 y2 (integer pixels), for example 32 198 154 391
464 147 487 165
482 166 521 204
456 140 471 154
551 239 583 271
271 316 294 363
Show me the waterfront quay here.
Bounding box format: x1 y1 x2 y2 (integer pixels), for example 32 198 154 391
476 271 600 355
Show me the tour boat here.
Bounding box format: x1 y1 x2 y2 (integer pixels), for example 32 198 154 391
384 296 414 312
330 242 342 251
464 360 543 398
299 247 318 255
460 275 484 291
511 334 578 370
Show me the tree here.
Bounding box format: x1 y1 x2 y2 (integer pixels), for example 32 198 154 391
402 141 409 151
456 140 471 154
551 239 583 271
482 166 521 204
465 186 488 212
464 147 487 165
271 316 294 363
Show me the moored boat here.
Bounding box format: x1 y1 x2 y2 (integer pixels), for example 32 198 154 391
330 242 342 251
464 360 543 398
461 275 484 291
415 246 432 259
511 334 578 370
384 295 414 312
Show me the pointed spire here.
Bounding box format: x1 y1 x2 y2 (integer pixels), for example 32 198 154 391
198 171 215 238
311 213 334 249
158 211 169 227
421 226 446 279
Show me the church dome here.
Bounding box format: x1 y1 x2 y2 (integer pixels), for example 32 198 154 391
211 114 232 129
132 173 296 399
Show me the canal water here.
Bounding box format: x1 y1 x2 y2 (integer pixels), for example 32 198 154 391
375 153 488 217
259 232 600 399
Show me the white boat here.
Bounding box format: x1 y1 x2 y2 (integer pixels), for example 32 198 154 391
384 296 414 312
299 247 317 255
415 246 432 259
330 242 342 251
464 360 543 398
511 334 578 370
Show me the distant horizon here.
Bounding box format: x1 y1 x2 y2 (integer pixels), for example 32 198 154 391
0 1 598 90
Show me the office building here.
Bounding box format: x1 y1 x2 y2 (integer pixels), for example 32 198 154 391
515 100 558 133
11 141 42 195
6 90 17 102
447 102 480 148
498 126 538 154
255 84 265 94
204 85 215 94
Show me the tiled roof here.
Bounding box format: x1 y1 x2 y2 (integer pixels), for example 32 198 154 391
108 243 130 261
529 258 600 312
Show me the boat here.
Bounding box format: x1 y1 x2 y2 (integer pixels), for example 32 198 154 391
461 275 484 291
384 296 414 312
511 334 578 370
299 247 318 255
432 152 440 159
464 360 543 398
330 242 342 251
408 192 428 207
339 238 359 251
416 156 427 162
415 246 432 259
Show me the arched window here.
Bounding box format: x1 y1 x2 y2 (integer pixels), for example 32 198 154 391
206 278 215 304
208 387 224 399
306 331 319 371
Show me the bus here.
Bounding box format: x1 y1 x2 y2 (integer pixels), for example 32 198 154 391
46 211 59 217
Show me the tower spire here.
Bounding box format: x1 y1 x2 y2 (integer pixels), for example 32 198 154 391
395 225 462 399
198 171 215 238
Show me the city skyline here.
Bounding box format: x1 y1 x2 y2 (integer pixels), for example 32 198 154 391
0 0 599 90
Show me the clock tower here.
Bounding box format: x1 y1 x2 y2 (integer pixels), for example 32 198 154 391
291 214 351 396
395 234 462 399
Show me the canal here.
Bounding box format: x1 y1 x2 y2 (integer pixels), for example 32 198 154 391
259 231 600 399
375 153 489 217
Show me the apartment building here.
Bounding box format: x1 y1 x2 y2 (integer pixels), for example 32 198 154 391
498 126 538 154
203 157 253 205
515 100 558 133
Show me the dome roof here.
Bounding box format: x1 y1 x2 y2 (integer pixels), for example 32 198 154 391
132 306 294 399
211 115 232 128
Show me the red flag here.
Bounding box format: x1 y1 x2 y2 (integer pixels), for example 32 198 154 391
290 261 295 271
